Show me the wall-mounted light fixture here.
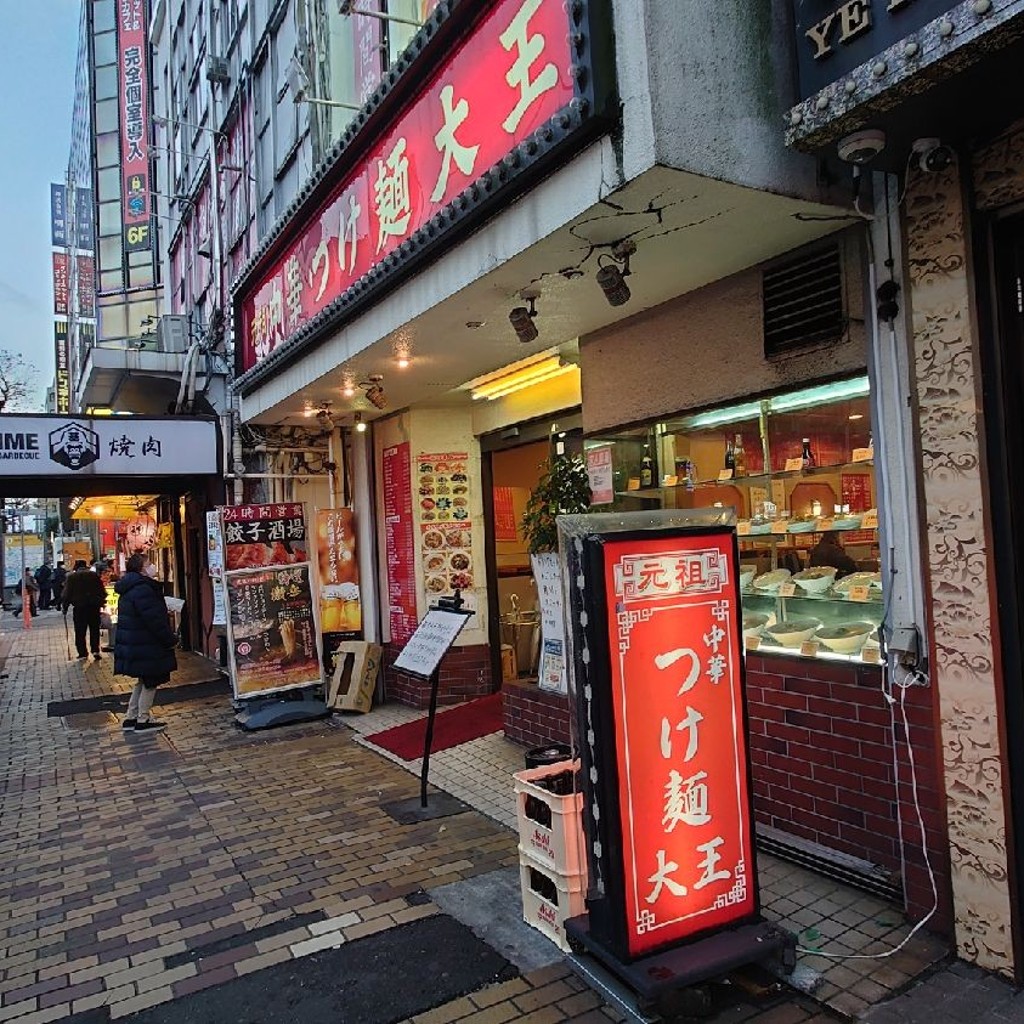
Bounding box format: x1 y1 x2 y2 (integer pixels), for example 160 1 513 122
360 374 387 410
596 240 637 307
509 288 540 343
469 355 576 401
353 412 367 433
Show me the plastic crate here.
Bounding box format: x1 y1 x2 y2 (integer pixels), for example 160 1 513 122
513 759 585 875
518 851 586 951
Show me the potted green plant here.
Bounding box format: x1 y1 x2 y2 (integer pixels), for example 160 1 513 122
522 455 591 693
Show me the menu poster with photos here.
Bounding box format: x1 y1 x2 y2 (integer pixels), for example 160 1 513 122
417 451 474 605
225 564 322 697
206 511 226 626
222 503 308 570
384 443 418 644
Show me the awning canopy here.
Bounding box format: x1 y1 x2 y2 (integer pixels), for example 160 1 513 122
70 496 158 521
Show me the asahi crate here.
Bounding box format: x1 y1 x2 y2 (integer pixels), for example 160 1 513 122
513 759 585 875
518 851 586 952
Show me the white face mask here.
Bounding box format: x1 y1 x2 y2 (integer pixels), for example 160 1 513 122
144 563 159 579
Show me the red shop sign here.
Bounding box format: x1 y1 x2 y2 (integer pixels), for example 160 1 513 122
236 0 597 376
601 532 755 957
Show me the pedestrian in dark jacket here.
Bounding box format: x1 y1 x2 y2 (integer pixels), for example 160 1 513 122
51 561 67 601
115 554 177 733
34 562 52 610
62 559 107 660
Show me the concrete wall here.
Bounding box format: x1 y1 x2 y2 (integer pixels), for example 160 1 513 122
580 231 867 434
628 0 829 201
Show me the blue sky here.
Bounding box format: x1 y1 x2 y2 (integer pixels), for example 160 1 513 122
0 3 80 404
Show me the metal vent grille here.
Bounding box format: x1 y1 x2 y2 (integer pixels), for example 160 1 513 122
763 245 844 357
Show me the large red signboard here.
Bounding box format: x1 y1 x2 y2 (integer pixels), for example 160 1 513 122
222 503 308 571
384 443 418 643
602 532 755 957
239 0 576 373
117 0 151 253
52 253 69 315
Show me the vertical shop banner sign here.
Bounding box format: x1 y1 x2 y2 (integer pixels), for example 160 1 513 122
53 320 71 415
587 446 614 505
533 550 566 694
353 0 383 104
76 255 96 316
316 508 361 676
417 451 473 606
239 0 581 372
52 253 69 315
602 532 755 957
117 0 151 253
221 502 308 570
206 510 226 626
383 443 418 644
75 188 95 250
493 486 518 542
225 564 321 696
50 184 68 247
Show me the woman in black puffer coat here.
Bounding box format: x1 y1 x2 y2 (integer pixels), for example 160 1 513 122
115 553 178 733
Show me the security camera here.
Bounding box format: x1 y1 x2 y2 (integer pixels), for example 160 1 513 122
912 138 953 173
837 129 886 165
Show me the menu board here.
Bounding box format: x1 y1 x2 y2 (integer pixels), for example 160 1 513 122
393 608 473 678
418 451 474 604
206 510 226 626
225 564 321 696
222 503 308 570
533 551 567 694
384 443 418 644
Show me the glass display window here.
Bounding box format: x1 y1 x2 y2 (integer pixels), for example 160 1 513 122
585 376 882 664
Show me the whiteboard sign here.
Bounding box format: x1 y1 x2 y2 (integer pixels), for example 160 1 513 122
393 608 473 678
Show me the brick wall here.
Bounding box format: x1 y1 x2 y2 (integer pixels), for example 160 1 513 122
746 652 950 931
502 680 572 748
383 642 493 708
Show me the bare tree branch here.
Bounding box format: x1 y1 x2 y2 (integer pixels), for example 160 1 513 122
0 351 39 414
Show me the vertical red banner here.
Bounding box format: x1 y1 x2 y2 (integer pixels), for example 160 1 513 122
383 443 418 644
602 532 755 957
52 253 69 315
76 255 96 316
493 486 518 542
117 0 151 253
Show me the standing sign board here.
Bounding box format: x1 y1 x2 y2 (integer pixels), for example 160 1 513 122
206 511 226 626
558 511 759 966
220 504 322 699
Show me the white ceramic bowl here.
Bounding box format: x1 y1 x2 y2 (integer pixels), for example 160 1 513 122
787 519 819 534
764 617 821 648
815 621 875 654
743 612 772 639
740 568 756 591
791 566 838 594
753 569 792 593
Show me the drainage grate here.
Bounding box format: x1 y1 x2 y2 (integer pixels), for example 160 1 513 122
763 244 844 357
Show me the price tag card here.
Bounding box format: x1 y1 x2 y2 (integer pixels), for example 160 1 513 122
848 585 871 602
771 520 789 535
736 521 752 537
862 646 882 665
664 475 679 487
744 634 761 651
861 510 879 530
718 469 734 481
785 457 805 472
799 639 821 658
627 477 641 491
852 447 874 463
778 582 797 598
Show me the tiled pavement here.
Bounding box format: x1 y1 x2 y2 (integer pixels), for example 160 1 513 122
0 614 1019 1024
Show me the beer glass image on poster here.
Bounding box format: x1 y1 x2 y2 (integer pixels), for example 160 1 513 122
316 509 360 635
226 564 321 696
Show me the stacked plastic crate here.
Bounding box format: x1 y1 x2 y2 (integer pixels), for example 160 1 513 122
513 759 587 950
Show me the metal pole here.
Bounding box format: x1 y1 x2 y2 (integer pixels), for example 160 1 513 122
420 666 441 808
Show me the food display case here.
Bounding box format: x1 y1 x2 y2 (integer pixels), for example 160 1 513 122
585 376 882 662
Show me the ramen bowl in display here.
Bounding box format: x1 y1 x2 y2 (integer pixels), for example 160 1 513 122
830 515 862 531
764 617 821 648
834 571 881 596
739 568 756 591
753 569 792 593
791 566 837 594
815 621 875 655
743 612 773 639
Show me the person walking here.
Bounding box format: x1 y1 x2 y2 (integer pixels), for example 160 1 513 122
51 560 67 606
61 559 106 660
34 562 53 610
18 569 39 618
115 554 177 733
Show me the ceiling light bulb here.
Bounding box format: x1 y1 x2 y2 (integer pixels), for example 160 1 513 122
397 356 410 369
353 412 367 433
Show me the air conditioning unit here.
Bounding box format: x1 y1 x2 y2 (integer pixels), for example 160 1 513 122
156 315 190 354
206 55 231 85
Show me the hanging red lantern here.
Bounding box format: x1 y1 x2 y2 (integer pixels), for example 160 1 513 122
124 514 158 553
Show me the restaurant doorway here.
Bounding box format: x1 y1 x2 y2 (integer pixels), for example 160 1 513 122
480 414 582 687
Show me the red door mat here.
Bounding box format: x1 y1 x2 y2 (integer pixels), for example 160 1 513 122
365 693 504 761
